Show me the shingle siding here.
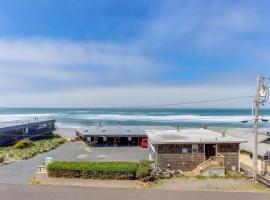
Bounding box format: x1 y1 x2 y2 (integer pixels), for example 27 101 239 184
152 143 240 172
157 153 205 171
217 143 239 171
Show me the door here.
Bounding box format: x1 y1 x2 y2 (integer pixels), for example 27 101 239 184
205 144 216 159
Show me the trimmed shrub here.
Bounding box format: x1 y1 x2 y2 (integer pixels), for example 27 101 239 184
136 160 152 180
47 161 139 180
14 140 33 149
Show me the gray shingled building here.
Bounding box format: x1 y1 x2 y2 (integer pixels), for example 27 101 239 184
147 128 245 175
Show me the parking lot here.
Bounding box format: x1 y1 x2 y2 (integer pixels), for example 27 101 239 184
0 142 148 184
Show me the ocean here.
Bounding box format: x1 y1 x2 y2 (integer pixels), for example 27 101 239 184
0 108 269 129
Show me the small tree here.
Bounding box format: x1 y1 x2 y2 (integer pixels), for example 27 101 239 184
136 160 152 180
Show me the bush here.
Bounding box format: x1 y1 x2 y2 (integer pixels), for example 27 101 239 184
47 161 139 180
0 156 4 163
14 140 33 149
136 160 152 180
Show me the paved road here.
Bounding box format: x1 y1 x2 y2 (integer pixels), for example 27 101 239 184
0 183 269 200
0 142 147 184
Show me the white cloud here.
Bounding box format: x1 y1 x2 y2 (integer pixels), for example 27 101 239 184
0 38 163 92
0 39 159 67
0 85 255 108
0 1 268 108
140 0 262 54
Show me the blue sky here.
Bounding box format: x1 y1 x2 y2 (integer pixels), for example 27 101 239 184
0 0 269 107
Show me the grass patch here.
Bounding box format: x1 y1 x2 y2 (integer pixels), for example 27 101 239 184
0 137 65 162
248 182 270 192
225 170 242 179
144 178 166 188
29 176 41 185
238 181 270 192
194 170 242 180
47 161 139 180
175 174 188 179
195 175 209 179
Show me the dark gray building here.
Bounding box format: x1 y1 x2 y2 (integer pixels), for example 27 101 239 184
76 126 174 146
0 119 56 146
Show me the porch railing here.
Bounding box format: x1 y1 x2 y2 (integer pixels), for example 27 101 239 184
193 153 225 176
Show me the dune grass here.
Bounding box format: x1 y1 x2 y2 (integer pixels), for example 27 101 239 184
0 137 65 162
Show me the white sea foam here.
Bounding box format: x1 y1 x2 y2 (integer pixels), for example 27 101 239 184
0 112 267 125
76 114 260 123
0 113 56 122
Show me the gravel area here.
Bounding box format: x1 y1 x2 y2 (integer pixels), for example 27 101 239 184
152 177 270 192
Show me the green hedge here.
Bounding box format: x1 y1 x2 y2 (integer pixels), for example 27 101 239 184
47 161 139 180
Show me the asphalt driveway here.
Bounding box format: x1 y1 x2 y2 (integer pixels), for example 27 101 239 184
0 142 148 184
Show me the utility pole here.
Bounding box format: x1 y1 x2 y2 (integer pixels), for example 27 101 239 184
252 74 269 179
252 74 261 180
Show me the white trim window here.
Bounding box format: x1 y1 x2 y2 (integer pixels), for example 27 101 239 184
192 144 199 153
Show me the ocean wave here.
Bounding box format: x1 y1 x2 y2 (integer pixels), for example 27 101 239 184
0 111 267 125
76 114 259 123
0 113 56 122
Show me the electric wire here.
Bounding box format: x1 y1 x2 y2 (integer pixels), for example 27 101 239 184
114 95 255 109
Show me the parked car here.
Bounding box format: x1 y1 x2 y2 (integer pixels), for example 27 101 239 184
140 137 148 148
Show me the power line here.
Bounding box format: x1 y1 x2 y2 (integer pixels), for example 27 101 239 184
117 95 254 108
0 118 264 137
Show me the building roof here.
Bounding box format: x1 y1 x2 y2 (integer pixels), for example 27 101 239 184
76 126 175 137
147 128 245 144
0 119 55 132
225 129 270 157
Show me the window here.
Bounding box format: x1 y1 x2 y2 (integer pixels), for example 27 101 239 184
264 155 269 160
250 153 253 159
192 144 199 153
182 148 188 154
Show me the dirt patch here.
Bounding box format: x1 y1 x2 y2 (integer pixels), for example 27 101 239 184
151 177 270 192
33 174 147 189
33 174 270 192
